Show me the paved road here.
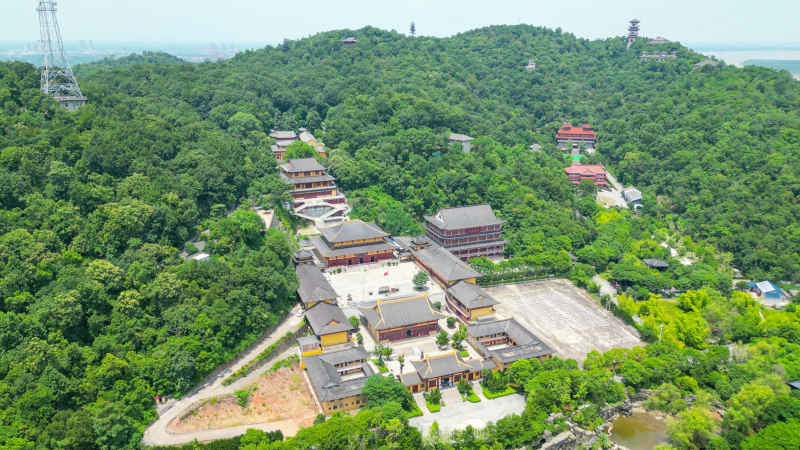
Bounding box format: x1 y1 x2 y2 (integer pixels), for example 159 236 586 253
142 308 304 447
592 275 618 306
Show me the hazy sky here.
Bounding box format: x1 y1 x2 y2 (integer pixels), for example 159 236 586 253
3 0 799 45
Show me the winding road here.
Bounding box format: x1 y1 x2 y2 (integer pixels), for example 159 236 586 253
142 307 304 446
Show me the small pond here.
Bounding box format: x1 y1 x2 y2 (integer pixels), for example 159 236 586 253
611 411 669 450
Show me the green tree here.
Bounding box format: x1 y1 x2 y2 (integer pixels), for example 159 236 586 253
667 406 716 450
413 271 430 289
436 330 449 347
363 375 414 410
285 141 316 159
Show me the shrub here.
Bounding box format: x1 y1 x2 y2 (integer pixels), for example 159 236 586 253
424 388 442 405
447 317 456 328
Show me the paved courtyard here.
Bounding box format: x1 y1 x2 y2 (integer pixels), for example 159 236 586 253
487 279 643 363
410 388 526 435
325 260 444 305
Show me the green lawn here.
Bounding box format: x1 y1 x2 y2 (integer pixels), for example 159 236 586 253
371 359 389 373
426 400 441 413
481 384 517 399
466 391 481 403
405 403 423 418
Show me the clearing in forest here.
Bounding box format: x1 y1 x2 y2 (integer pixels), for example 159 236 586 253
167 363 319 434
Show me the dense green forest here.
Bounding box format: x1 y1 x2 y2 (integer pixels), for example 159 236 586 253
1 23 799 449
0 61 296 448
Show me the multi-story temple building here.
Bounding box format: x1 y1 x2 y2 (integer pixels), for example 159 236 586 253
360 294 444 342
424 205 506 260
556 123 597 150
310 220 393 267
270 130 298 160
280 158 350 225
564 162 609 187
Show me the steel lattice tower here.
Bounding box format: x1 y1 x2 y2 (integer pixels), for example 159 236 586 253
37 0 86 110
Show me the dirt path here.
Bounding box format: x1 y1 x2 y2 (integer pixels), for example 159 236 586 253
142 308 304 447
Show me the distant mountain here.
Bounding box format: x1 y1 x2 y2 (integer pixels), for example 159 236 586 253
74 51 186 77
744 59 800 76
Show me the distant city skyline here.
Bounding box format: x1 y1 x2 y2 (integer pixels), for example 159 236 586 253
2 0 799 46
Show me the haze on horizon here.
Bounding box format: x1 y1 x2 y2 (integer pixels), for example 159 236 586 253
2 0 799 46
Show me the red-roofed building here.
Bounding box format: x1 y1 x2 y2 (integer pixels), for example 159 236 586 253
556 123 596 150
564 163 609 187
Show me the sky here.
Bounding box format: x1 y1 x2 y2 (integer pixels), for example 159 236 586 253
3 0 799 46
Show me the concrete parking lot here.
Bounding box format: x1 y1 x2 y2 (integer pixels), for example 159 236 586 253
486 279 643 363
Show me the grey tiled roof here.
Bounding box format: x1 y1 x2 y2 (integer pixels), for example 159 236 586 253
304 346 372 402
447 281 499 310
280 173 335 185
270 130 297 139
413 245 483 283
305 302 354 336
319 220 388 244
400 372 422 386
296 264 337 306
299 130 319 143
297 335 320 347
467 318 553 364
360 295 444 331
643 258 668 269
449 133 474 142
424 204 504 230
310 237 393 258
621 187 642 203
281 158 326 173
410 353 490 380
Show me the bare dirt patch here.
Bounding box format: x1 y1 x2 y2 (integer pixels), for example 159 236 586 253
168 363 319 434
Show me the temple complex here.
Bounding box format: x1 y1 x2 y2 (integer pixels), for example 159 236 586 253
564 162 609 187
424 204 506 260
556 123 596 150
309 220 393 267
280 158 350 226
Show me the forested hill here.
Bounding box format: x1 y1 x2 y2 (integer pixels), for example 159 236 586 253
0 23 799 449
77 25 799 280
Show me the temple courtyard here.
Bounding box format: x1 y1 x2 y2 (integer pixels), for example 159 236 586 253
486 279 643 363
326 260 446 306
